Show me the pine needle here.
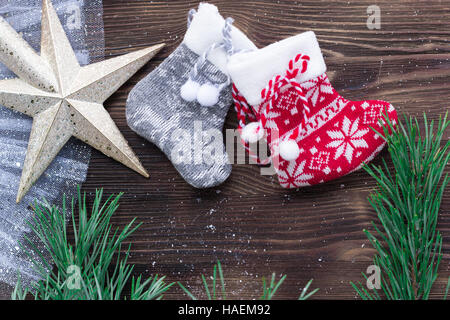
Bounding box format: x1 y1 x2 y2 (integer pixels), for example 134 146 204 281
11 188 174 300
351 112 449 300
178 261 318 300
299 279 320 300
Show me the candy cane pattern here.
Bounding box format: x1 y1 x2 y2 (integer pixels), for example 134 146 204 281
232 84 271 165
232 53 311 164
260 54 311 143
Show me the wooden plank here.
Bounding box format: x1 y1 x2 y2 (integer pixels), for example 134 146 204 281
79 0 450 299
2 0 448 299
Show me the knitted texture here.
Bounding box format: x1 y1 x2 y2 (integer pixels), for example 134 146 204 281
126 44 232 188
232 51 398 188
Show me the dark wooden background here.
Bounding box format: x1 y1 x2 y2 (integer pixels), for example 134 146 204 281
5 0 449 299
81 0 449 299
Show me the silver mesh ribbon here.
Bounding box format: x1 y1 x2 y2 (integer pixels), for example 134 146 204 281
0 0 105 296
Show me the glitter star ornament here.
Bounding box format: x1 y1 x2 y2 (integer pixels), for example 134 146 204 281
0 0 164 202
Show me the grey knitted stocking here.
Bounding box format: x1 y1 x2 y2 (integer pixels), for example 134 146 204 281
126 43 232 188
126 3 257 188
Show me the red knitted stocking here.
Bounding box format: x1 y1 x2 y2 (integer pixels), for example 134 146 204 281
231 33 397 188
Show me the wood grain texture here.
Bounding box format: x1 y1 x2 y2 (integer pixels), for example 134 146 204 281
81 0 450 300
5 0 450 299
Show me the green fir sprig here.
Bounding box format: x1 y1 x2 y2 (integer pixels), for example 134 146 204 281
12 188 174 300
351 112 449 299
178 260 318 300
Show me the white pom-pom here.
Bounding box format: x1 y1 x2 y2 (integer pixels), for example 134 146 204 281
241 122 264 143
197 83 220 107
279 139 300 161
180 79 200 102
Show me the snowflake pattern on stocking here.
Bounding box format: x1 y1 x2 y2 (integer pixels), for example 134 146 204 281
264 110 282 129
309 151 330 171
363 103 382 125
277 90 302 115
301 74 333 107
278 160 314 188
326 117 369 164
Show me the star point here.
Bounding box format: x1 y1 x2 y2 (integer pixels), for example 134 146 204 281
0 0 163 202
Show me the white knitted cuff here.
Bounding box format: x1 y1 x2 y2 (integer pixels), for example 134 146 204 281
228 31 327 106
183 3 257 74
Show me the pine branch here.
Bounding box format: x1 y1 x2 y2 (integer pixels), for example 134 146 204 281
12 188 174 300
178 260 318 300
12 190 319 300
351 112 449 300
